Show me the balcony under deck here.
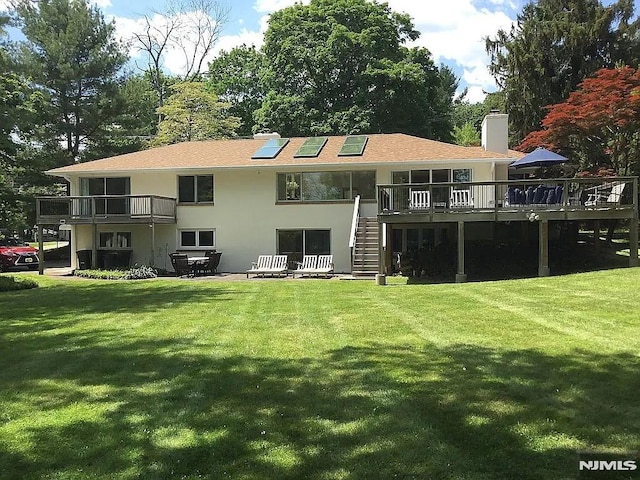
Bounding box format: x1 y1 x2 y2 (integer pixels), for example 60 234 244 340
37 195 177 225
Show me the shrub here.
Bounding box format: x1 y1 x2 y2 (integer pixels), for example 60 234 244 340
0 276 38 292
73 266 157 280
74 269 127 280
122 265 157 280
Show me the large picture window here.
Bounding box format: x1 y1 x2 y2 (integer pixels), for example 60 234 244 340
277 229 330 264
178 175 214 203
277 171 376 202
179 229 216 249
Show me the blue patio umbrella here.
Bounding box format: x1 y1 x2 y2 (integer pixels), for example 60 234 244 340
510 147 568 169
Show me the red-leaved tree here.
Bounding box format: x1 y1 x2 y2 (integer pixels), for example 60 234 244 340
517 67 640 175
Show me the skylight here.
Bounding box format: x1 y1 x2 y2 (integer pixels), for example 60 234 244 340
251 138 290 159
294 137 328 158
338 135 368 156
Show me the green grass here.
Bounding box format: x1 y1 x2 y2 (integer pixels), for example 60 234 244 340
1 270 640 479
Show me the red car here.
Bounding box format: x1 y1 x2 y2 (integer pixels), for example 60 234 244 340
0 237 40 272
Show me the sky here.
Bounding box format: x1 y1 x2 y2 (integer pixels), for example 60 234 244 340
2 0 639 103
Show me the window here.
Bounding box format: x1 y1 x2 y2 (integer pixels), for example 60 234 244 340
277 229 330 264
303 172 350 201
294 137 328 158
252 138 290 159
392 169 472 184
178 175 214 203
179 229 215 249
338 135 368 156
277 173 301 201
99 231 131 249
81 177 130 196
80 177 130 215
351 171 376 199
453 169 472 183
277 171 376 202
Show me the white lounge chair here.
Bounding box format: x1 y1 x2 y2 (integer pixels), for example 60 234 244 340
311 255 334 277
409 190 430 209
450 188 474 208
246 255 272 278
585 182 625 207
292 255 317 277
264 255 289 277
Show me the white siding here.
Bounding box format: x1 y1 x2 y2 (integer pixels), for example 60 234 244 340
66 161 500 272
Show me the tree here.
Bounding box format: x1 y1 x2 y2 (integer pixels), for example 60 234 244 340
152 81 240 145
132 0 230 124
208 45 266 137
1 14 49 230
254 0 456 140
486 0 639 145
13 0 129 165
82 74 160 160
453 122 481 147
517 67 640 175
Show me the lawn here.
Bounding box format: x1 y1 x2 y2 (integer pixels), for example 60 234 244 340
1 270 639 479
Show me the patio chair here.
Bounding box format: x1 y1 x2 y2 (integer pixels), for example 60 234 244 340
311 255 334 277
264 255 289 277
450 189 474 208
246 255 272 278
169 253 193 277
292 255 318 278
197 251 222 276
409 190 430 209
585 182 626 207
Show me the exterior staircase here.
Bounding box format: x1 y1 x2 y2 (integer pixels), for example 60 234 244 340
351 216 379 277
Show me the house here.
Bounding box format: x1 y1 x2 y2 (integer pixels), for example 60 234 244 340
36 113 638 279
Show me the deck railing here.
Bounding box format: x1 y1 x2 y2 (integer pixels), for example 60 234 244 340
378 177 637 216
37 195 177 224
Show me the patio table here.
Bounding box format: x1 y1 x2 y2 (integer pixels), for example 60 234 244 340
188 256 209 276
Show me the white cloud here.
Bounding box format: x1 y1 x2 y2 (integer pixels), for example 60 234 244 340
114 9 236 76
214 13 269 54
385 0 515 101
111 0 516 102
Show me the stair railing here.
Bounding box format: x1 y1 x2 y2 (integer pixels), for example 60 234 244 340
349 195 361 270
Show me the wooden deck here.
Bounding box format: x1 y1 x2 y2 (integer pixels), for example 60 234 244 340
36 195 177 225
376 177 639 281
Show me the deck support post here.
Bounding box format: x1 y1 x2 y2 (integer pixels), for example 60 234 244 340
92 223 98 269
456 221 467 283
538 219 550 277
630 219 639 267
150 223 156 267
376 221 386 285
38 225 44 275
384 223 393 275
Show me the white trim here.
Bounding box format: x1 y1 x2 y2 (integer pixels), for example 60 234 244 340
177 228 216 250
46 158 516 177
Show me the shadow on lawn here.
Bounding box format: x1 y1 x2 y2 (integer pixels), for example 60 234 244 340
1 321 639 480
0 280 237 322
